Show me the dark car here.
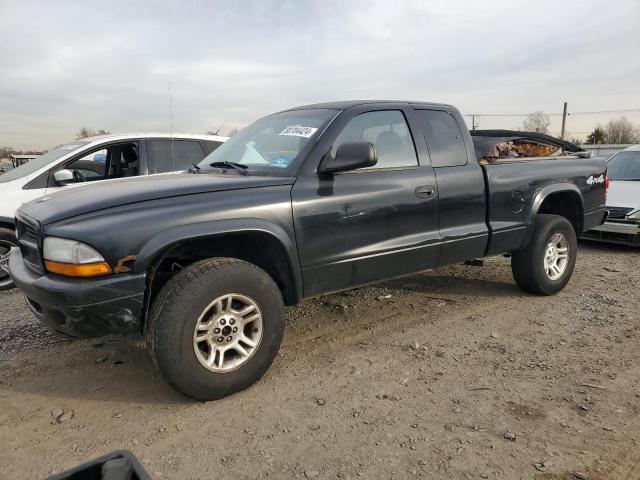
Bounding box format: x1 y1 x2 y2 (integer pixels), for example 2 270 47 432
9 101 607 400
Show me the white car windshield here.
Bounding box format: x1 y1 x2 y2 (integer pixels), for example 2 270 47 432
607 151 640 180
197 109 338 175
0 141 89 183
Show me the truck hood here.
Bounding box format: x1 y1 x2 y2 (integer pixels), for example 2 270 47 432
606 180 640 211
19 173 295 225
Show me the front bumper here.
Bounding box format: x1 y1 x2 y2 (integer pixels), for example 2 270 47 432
9 248 147 337
582 220 640 247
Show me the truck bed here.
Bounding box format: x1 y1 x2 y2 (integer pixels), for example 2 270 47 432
481 155 607 256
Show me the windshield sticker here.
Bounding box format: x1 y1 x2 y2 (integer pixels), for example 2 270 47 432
271 156 291 168
278 125 318 138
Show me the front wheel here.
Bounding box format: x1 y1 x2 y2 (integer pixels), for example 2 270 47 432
0 227 17 291
146 258 285 400
511 214 577 295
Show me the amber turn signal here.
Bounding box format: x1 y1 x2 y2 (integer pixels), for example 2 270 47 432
44 260 113 277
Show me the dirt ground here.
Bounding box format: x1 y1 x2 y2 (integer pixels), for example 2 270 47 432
1 241 639 480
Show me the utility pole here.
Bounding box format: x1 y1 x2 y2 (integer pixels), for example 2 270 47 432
471 114 477 130
560 102 567 139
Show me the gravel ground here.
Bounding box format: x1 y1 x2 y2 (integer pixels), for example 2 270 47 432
1 241 639 480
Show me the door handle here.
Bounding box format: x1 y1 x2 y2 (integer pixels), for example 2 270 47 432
415 185 435 199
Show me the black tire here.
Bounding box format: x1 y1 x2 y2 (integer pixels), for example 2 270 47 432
511 214 577 295
0 227 17 291
146 257 285 400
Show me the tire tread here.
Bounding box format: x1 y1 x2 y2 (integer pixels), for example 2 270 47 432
146 257 284 400
511 214 577 296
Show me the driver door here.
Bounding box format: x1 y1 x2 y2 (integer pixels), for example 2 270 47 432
291 107 442 296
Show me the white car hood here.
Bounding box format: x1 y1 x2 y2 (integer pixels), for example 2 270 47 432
607 180 640 211
0 176 33 219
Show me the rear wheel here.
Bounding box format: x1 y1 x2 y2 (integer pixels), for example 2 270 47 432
511 214 577 295
146 257 285 400
0 227 17 291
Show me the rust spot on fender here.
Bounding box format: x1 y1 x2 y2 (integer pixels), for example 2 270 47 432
113 255 137 273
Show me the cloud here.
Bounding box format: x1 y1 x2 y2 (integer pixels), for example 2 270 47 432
0 0 638 149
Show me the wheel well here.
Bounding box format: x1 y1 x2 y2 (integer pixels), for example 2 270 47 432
144 232 297 327
537 191 583 234
0 221 15 233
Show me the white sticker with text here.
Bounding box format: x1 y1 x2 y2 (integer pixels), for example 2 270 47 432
278 125 318 138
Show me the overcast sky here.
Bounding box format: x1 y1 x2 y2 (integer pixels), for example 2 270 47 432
1 0 639 150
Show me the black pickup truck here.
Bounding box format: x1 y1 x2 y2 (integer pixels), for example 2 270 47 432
9 101 607 400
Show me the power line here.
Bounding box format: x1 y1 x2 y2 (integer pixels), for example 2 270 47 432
465 112 562 117
551 130 640 134
569 109 640 116
465 108 640 118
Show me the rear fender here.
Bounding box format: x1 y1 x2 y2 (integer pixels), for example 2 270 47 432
520 183 584 249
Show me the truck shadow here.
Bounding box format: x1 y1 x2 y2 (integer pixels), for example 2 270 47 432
384 273 520 298
0 263 523 404
1 332 187 405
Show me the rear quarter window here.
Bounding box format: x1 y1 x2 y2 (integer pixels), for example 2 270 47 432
416 110 468 167
205 140 223 153
148 139 207 173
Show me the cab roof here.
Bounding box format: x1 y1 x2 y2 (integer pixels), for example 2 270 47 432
282 100 455 112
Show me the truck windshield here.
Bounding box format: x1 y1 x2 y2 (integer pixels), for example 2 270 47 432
0 141 89 183
607 151 640 180
197 109 338 175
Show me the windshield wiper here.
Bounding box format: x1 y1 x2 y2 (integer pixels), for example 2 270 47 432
209 161 249 176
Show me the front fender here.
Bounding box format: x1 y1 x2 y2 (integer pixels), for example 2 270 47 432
0 216 15 228
133 217 303 300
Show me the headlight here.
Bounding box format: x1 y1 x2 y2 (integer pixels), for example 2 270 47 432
43 237 112 277
626 210 640 221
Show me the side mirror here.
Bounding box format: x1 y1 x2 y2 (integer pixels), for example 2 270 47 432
318 141 377 174
53 169 74 185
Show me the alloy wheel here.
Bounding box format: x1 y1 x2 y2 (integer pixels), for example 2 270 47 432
543 232 569 281
193 293 263 373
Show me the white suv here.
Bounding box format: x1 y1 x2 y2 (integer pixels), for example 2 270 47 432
0 132 227 289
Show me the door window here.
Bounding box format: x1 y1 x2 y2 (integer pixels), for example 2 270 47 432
57 143 139 183
148 140 206 173
64 149 108 182
332 111 418 169
415 110 468 167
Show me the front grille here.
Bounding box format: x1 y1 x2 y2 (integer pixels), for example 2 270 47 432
16 215 45 275
606 206 633 220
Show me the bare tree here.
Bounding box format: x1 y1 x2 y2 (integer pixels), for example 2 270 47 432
603 117 638 144
0 146 15 159
76 127 111 139
0 146 44 159
522 111 551 134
